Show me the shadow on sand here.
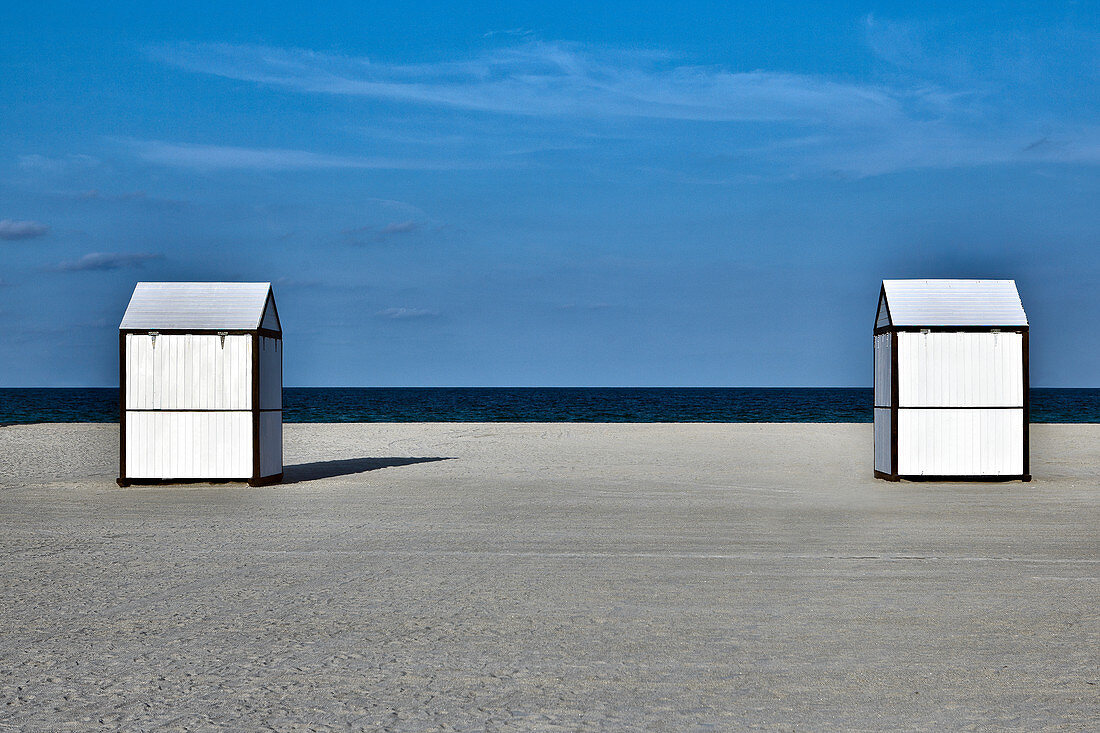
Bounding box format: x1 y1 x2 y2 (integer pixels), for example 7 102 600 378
281 457 455 484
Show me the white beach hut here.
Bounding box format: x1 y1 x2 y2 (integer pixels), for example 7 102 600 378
873 279 1029 481
117 282 282 486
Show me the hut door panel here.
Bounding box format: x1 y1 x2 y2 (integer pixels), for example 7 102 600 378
259 411 282 477
125 411 252 479
125 334 156 409
149 334 252 410
897 332 1023 407
897 409 1023 476
873 408 892 473
258 337 282 410
873 334 892 407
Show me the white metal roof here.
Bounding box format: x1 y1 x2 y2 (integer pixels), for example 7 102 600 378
120 282 276 331
879 279 1027 327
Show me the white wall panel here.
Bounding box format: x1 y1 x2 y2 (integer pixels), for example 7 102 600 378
898 332 1022 407
125 334 156 409
126 411 252 479
259 411 282 477
897 409 1023 476
874 407 892 473
148 334 251 410
259 337 282 410
874 333 892 406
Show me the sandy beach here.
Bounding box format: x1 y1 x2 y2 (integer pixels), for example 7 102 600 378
0 422 1097 731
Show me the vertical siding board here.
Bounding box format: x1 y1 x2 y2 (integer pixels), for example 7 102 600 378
214 335 223 408
125 334 156 409
223 336 234 408
175 335 184 409
195 335 206 409
177 335 186 410
146 410 154 478
221 336 231 409
127 413 136 475
146 334 152 407
125 335 133 408
214 410 223 476
125 413 134 474
147 334 153 407
213 411 221 476
237 336 247 409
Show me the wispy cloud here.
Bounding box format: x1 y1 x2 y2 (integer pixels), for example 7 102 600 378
344 219 429 243
376 306 439 320
46 189 190 209
54 252 162 271
0 219 49 241
380 220 420 234
558 302 611 311
482 28 537 40
149 41 910 125
17 154 100 174
128 139 495 171
273 275 323 289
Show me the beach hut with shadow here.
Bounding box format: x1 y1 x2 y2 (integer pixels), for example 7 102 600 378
117 282 282 487
873 279 1029 481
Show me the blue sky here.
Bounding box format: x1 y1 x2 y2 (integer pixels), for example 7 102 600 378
1 1 1097 386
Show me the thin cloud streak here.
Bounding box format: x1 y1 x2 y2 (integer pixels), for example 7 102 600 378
54 252 162 271
0 219 49 240
380 220 420 234
376 307 439 320
128 139 499 171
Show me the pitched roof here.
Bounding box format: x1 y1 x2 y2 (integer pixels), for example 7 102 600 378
120 282 276 331
878 279 1027 327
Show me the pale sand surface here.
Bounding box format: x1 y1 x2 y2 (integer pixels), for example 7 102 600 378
0 423 1097 731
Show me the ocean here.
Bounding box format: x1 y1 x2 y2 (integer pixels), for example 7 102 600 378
2 387 1099 424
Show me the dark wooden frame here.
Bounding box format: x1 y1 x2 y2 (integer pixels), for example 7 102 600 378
117 291 282 487
873 288 1030 482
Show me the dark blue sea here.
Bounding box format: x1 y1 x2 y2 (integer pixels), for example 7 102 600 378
1 388 1099 424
